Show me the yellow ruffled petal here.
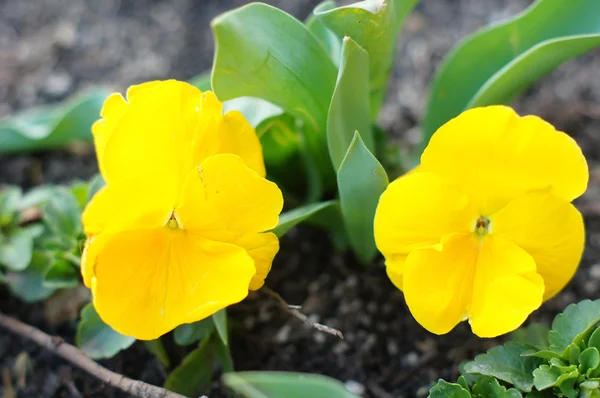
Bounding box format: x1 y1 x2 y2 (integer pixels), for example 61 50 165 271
101 80 202 193
176 154 283 234
420 106 588 214
469 236 544 338
204 230 279 290
91 93 127 177
190 94 266 177
492 191 584 300
374 172 478 258
92 228 255 340
403 233 477 335
385 254 407 291
82 178 175 236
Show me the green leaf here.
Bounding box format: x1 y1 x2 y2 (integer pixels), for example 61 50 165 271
224 97 283 129
211 2 337 185
306 1 342 67
0 89 109 154
429 380 472 398
337 132 388 263
144 339 171 368
19 185 57 210
548 300 600 355
0 187 22 226
272 200 337 238
173 317 215 346
422 0 600 147
3 251 56 303
532 364 578 391
43 258 80 288
86 174 105 203
214 337 234 373
315 0 419 118
0 228 34 271
579 347 600 376
511 323 550 350
589 327 600 350
471 376 522 397
70 181 89 211
223 371 361 398
213 309 228 346
463 342 544 392
326 37 373 171
189 71 212 92
76 303 135 359
42 188 83 238
164 337 215 397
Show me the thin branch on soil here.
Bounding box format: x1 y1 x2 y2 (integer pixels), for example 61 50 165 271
0 311 189 398
262 286 344 339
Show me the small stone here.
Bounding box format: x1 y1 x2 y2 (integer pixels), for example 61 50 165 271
402 351 419 367
274 324 291 343
344 380 365 396
42 71 73 98
313 332 326 344
590 263 600 279
387 339 399 356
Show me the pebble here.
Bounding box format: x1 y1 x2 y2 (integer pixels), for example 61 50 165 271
41 71 73 99
402 351 420 367
590 263 600 279
344 380 366 396
274 324 291 343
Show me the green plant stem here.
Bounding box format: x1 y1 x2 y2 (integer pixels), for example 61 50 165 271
0 311 190 398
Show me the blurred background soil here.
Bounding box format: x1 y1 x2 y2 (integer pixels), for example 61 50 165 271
1 0 600 397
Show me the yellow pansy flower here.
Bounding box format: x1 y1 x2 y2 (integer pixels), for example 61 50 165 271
81 80 283 340
374 106 588 338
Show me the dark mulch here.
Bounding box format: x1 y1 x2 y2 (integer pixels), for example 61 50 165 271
1 0 600 397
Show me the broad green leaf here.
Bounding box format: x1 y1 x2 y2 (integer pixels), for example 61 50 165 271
70 181 89 210
315 0 419 118
471 376 522 397
211 2 337 185
213 309 228 346
19 185 57 210
428 380 472 398
43 258 80 288
0 89 109 153
42 188 83 238
511 323 550 350
144 339 170 368
464 342 544 392
223 97 283 129
3 251 56 303
86 174 105 203
306 1 342 67
189 71 212 92
76 303 135 359
259 114 302 169
164 337 215 396
337 132 388 263
588 327 600 351
532 364 578 391
174 317 215 346
223 371 360 398
214 337 234 373
0 187 21 226
549 300 600 354
0 228 34 271
327 37 373 171
580 347 600 376
422 0 600 147
272 200 337 238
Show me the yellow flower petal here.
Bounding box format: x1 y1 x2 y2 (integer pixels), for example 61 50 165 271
92 228 255 340
385 254 407 291
403 233 477 335
177 154 283 234
91 93 127 176
420 106 588 214
204 230 279 290
469 236 544 338
374 172 478 257
492 191 584 300
82 178 175 236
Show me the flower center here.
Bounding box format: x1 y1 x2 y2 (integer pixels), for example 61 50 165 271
474 216 491 237
166 211 182 229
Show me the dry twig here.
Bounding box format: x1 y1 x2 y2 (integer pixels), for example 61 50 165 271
262 286 344 339
0 311 188 398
